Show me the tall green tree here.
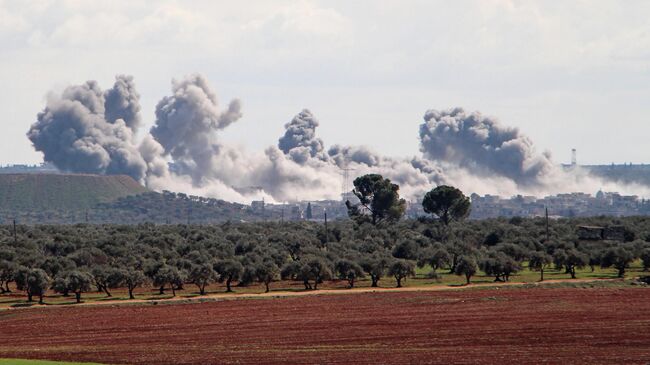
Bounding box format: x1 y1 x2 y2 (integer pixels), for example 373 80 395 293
346 174 406 225
422 185 471 225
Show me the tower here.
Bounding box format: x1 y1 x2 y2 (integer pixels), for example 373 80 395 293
571 148 577 166
340 167 355 201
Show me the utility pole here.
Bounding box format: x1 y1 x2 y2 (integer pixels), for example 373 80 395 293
324 209 328 244
545 206 549 243
262 197 266 223
281 203 285 224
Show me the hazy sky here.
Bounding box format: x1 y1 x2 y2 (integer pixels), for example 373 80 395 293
2 0 649 166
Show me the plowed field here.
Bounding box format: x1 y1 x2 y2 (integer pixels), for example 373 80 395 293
1 287 650 364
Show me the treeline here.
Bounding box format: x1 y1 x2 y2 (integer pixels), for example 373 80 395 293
1 176 650 304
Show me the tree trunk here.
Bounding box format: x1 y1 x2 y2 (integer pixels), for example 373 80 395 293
159 286 165 295
465 274 471 285
617 267 625 278
103 287 112 297
226 278 232 292
396 277 402 288
264 282 270 293
570 267 576 279
371 276 378 287
313 279 318 290
540 268 544 282
128 287 135 300
4 281 10 293
75 292 81 303
39 294 44 304
27 292 33 302
171 285 176 297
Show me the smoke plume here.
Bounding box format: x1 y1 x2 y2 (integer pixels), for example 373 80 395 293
419 108 554 186
28 73 650 204
27 76 147 181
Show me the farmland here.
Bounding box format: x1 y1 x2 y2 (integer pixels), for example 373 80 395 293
1 286 650 364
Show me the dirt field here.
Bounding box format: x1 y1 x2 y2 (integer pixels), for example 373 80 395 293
1 286 650 364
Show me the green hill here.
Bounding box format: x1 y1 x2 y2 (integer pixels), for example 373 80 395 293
0 173 149 211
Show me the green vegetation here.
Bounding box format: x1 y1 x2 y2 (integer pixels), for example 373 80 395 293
1 174 649 308
0 174 147 211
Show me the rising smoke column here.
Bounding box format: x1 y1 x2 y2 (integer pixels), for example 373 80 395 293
104 75 142 131
150 74 242 184
418 107 554 186
27 76 147 181
278 109 327 164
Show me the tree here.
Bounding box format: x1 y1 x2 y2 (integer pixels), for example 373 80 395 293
359 254 389 288
417 246 450 274
346 174 406 225
528 251 552 281
560 249 589 279
62 270 93 303
91 266 121 297
454 256 477 285
422 185 471 225
480 252 521 282
305 202 313 220
255 261 279 293
300 258 332 290
388 260 415 288
15 267 50 304
152 264 183 296
0 260 18 294
641 248 650 272
188 263 217 295
122 268 146 299
600 246 635 278
334 259 365 288
214 259 243 292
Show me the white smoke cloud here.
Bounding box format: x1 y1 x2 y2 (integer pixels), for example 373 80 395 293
28 74 650 204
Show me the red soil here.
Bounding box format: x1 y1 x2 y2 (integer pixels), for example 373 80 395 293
1 287 650 364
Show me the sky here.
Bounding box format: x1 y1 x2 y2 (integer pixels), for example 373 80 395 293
2 0 650 167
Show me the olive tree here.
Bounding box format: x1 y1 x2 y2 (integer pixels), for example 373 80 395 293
454 256 478 285
214 259 243 292
15 267 50 304
528 251 552 281
334 259 365 288
388 260 415 288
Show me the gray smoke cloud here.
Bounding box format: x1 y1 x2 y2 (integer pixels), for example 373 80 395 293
27 77 147 181
278 109 327 164
104 75 142 131
150 74 242 184
29 73 650 204
419 107 554 186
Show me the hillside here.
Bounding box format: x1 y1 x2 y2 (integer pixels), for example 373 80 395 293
0 173 149 211
0 174 265 224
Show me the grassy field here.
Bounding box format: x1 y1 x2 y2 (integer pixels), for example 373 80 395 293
0 173 148 211
0 260 644 309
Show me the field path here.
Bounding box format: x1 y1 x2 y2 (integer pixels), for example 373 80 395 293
4 277 618 310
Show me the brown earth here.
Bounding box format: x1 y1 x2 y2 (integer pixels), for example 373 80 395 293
1 286 650 364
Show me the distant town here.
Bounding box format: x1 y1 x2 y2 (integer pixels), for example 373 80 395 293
3 162 650 220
